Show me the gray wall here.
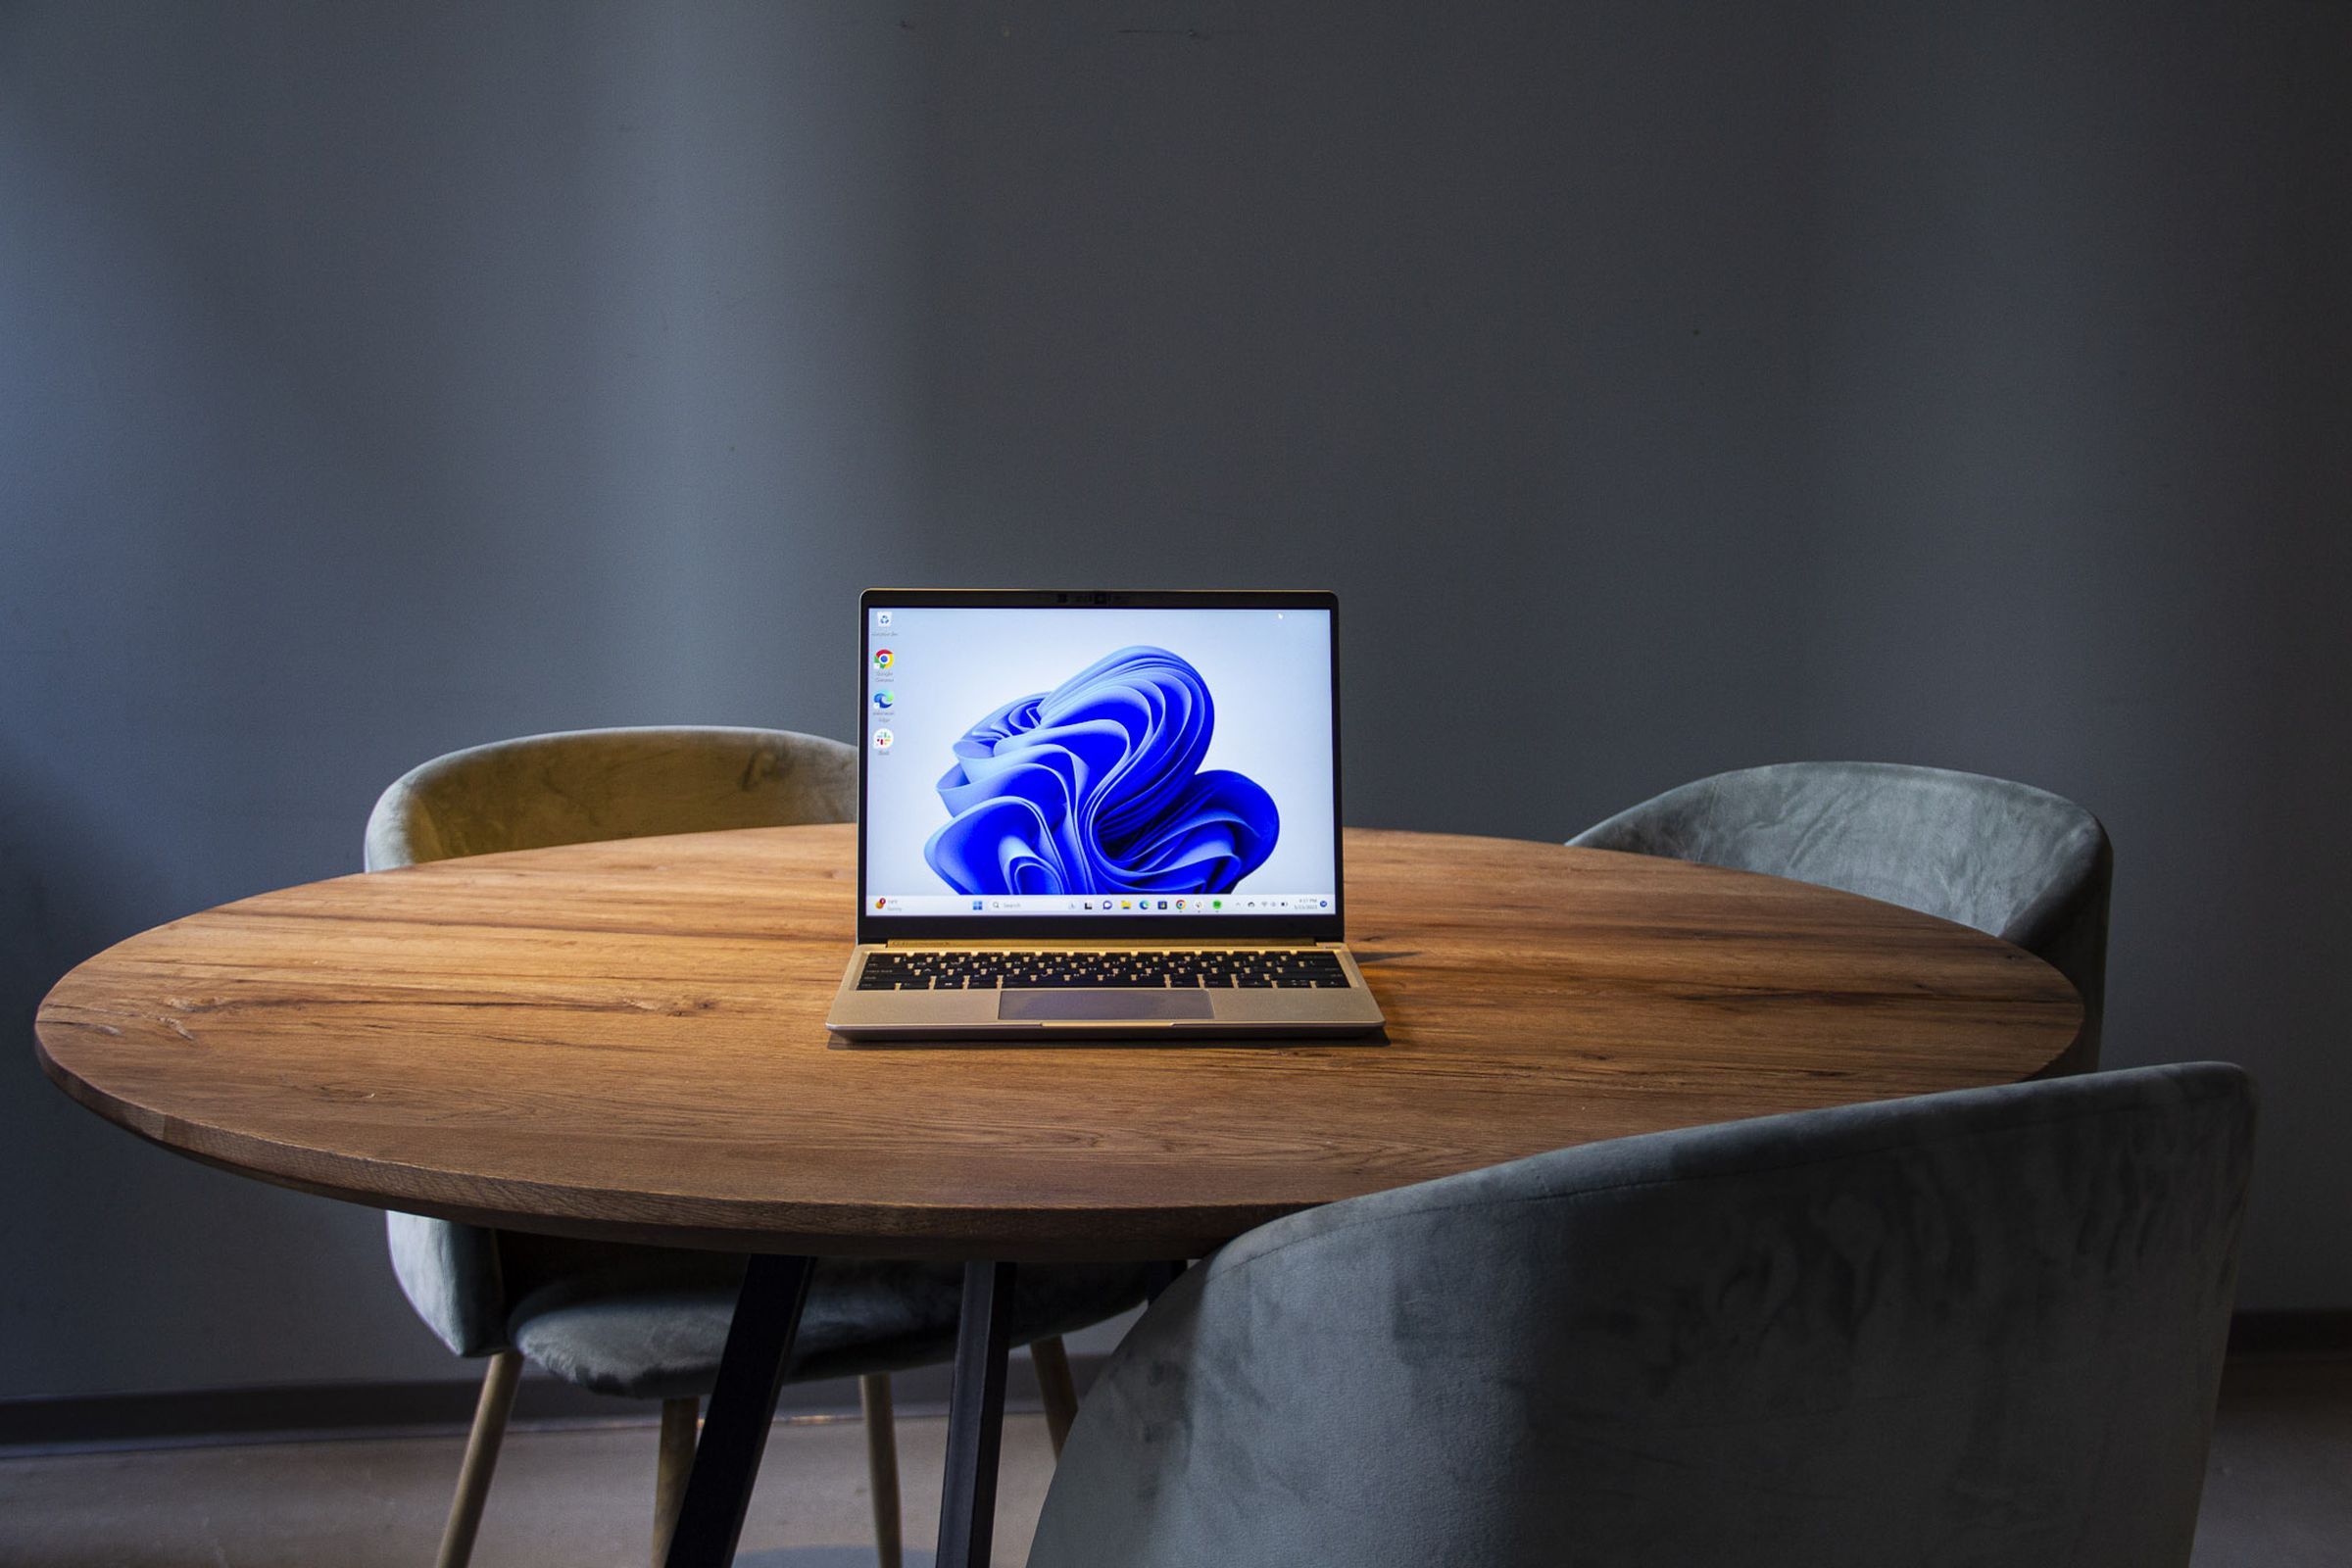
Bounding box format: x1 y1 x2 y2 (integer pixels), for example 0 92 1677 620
3 2 2344 1400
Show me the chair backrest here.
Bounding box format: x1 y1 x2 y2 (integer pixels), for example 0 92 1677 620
1028 1063 2253 1568
365 724 858 871
1570 761 2111 1072
365 725 857 1354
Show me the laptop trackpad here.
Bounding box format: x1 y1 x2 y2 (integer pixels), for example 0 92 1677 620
998 990 1216 1022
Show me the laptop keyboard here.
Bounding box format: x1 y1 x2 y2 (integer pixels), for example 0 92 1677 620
857 949 1353 991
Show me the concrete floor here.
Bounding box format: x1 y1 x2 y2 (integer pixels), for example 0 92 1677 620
2191 1357 2352 1567
0 1410 1057 1568
2 1358 2346 1566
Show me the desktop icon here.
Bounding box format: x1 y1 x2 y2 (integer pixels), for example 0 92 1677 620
870 690 895 712
874 610 893 629
873 897 886 910
871 728 894 752
872 648 894 671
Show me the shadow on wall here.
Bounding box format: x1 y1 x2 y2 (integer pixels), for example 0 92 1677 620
0 742 447 1396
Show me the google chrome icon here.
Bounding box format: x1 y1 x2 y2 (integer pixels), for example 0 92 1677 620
872 649 894 671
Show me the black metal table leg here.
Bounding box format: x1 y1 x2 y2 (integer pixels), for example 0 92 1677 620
662 1252 816 1568
935 1260 1016 1568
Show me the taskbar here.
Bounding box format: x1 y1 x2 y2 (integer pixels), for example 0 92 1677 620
868 892 1335 916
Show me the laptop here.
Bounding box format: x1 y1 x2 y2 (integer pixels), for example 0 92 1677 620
826 588 1386 1041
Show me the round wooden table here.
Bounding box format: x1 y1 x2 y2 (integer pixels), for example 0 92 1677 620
35 824 2082 1567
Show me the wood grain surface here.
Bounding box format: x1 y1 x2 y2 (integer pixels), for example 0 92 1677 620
35 825 2082 1259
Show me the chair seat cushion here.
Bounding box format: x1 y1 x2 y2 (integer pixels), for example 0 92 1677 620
507 1255 1152 1400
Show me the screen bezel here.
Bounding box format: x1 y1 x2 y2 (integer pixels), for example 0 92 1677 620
856 588 1344 945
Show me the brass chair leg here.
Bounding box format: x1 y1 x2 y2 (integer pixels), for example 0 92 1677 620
437 1348 523 1568
651 1396 701 1567
859 1373 902 1568
1032 1335 1078 1459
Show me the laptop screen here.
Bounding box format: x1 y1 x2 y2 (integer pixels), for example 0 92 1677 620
858 591 1341 939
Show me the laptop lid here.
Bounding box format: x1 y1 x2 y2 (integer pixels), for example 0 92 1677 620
857 588 1344 945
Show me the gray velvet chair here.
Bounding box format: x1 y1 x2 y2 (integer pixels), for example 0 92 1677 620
1570 761 2113 1075
1028 1062 2254 1568
366 726 1148 1568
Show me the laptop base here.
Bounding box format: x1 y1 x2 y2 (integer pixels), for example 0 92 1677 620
826 942 1387 1042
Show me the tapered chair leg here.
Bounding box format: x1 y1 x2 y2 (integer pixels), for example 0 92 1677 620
437 1348 523 1568
1031 1336 1078 1459
652 1396 701 1567
859 1373 903 1568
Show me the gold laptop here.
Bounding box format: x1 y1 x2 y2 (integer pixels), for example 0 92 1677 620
826 588 1384 1042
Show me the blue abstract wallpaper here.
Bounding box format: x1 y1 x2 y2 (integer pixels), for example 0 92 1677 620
924 647 1279 896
